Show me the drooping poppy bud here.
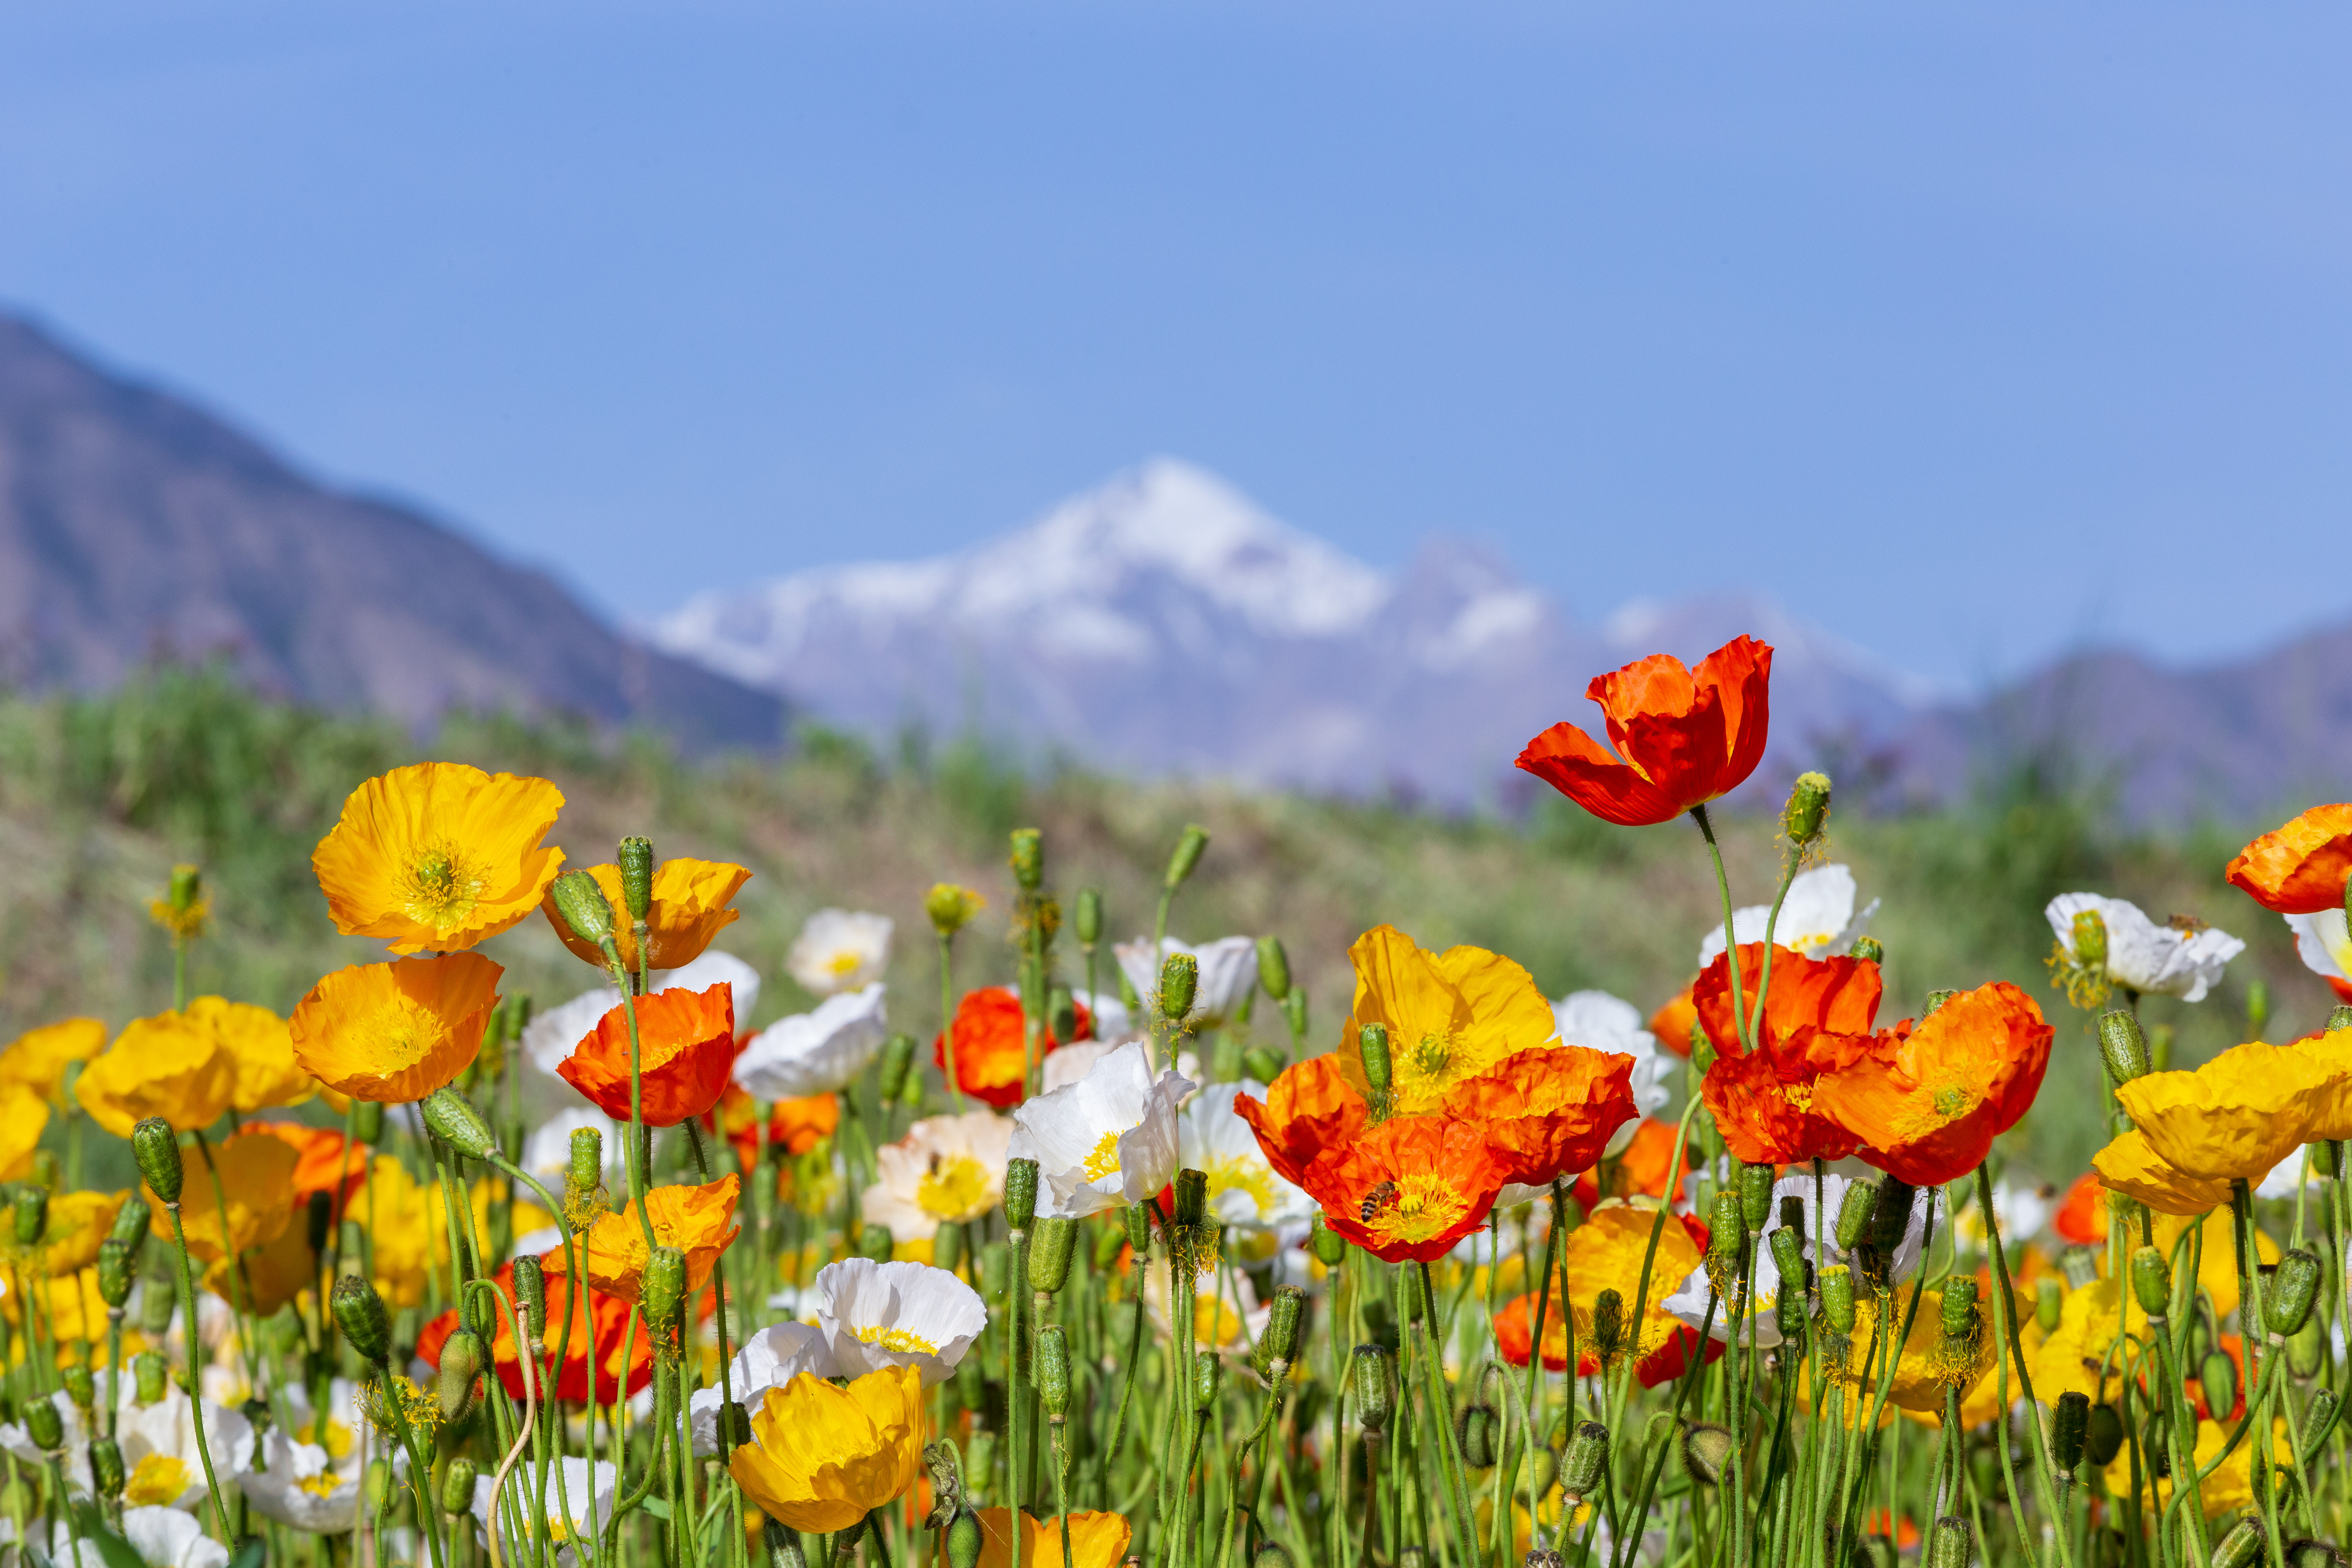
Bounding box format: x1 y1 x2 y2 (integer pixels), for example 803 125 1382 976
1254 1545 1295 1568
1164 824 1209 889
439 1329 486 1423
420 1087 496 1158
1029 1216 1078 1295
946 1510 983 1568
1010 829 1044 891
1834 1180 1877 1252
1682 1422 1733 1487
1561 1420 1608 1505
132 1118 183 1205
2269 1249 2323 1340
90 1437 124 1501
549 870 619 949
2098 1011 2150 1087
1004 1159 1039 1232
617 837 655 923
332 1275 393 1366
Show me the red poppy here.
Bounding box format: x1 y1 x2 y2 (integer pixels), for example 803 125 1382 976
1700 1033 1867 1167
2052 1172 2107 1246
1807 982 2053 1188
2227 805 2352 914
1442 1045 1638 1188
418 1259 654 1404
557 983 735 1127
1236 1056 1370 1189
1515 637 1773 827
931 988 1090 1109
1491 1302 1726 1388
711 1085 839 1168
1694 943 1884 1059
1297 1114 1507 1263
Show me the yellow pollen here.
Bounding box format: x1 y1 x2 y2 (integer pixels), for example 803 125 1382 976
298 1471 346 1500
399 840 487 932
124 1453 190 1507
1204 1157 1277 1219
1082 1129 1126 1183
916 1155 992 1221
346 996 446 1076
1782 1082 1816 1112
828 949 864 977
1361 1173 1470 1246
853 1324 940 1354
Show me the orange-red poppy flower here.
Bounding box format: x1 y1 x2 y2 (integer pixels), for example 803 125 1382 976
2053 1172 2109 1245
420 1260 654 1404
1694 943 1884 1059
290 954 503 1104
248 1121 370 1219
557 983 735 1127
1649 984 1699 1058
1807 982 2052 1188
932 988 1089 1109
713 1085 840 1168
1595 1118 1694 1205
542 857 753 973
1297 1114 1507 1263
1515 637 1773 827
545 1175 741 1308
1700 1031 1868 1167
311 762 567 955
2226 805 2352 914
1442 1045 1638 1188
1336 925 1560 1114
1235 1056 1371 1188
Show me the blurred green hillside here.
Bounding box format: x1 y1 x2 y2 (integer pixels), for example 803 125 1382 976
0 665 2320 1185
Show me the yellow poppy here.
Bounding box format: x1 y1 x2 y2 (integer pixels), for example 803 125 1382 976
543 858 753 973
74 1015 234 1137
2094 1129 2235 1218
0 1084 49 1182
729 1366 923 1532
1337 924 1559 1113
310 762 567 955
212 1211 318 1316
548 1176 741 1303
1 1267 105 1345
1562 1200 1704 1364
181 997 314 1113
975 1510 1134 1568
343 1155 436 1308
155 1131 298 1265
2291 1026 2352 1139
40 1191 128 1278
2115 1042 2332 1183
289 954 502 1104
1910 1314 2047 1430
2104 1418 2289 1519
0 1018 105 1105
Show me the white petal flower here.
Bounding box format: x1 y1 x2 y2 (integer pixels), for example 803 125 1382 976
1661 1173 1943 1347
816 1259 989 1386
1178 1081 1314 1231
2046 893 2244 1002
1042 1041 1115 1094
2285 910 2352 997
1008 1040 1196 1219
787 909 894 996
52 1507 229 1568
732 983 889 1099
521 1106 634 1188
471 1456 618 1566
1699 865 1878 968
111 1384 254 1509
1077 990 1135 1043
1553 990 1671 1157
862 1112 1016 1241
689 1322 840 1453
521 950 763 1077
1113 937 1259 1030
238 1430 360 1533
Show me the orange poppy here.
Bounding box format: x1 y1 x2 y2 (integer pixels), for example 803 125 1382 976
1442 1045 1638 1188
713 1085 840 1167
932 989 1088 1109
1700 1030 1868 1167
544 1174 742 1308
1694 943 1884 1059
2226 805 2352 914
1863 1513 1921 1553
248 1121 370 1219
557 983 735 1127
1604 1118 1694 1203
289 955 503 1104
1515 636 1773 827
542 857 753 973
1297 1114 1507 1263
2052 1172 2108 1245
420 1259 654 1404
1235 1056 1371 1188
1807 982 2052 1188
1649 984 1699 1058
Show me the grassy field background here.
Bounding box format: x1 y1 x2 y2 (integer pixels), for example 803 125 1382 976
0 664 2318 1188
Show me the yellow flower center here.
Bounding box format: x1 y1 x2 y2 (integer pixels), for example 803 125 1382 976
299 1417 356 1461
400 840 487 932
853 1324 940 1354
1387 1028 1512 1113
345 995 450 1076
1204 1156 1277 1219
1193 1295 1247 1346
916 1155 992 1221
125 1453 190 1507
298 1471 346 1500
827 949 864 977
1782 1082 1817 1112
1083 1130 1126 1183
1360 1173 1469 1246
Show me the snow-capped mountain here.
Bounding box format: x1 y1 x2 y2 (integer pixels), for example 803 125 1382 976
652 458 1939 802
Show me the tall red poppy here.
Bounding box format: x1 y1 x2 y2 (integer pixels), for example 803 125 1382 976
1297 1114 1507 1263
1807 982 2052 1188
418 1258 655 1404
931 987 1090 1109
1700 1029 1870 1167
557 983 735 1127
1515 637 1773 827
1235 1056 1370 1189
2227 805 2352 914
1694 943 1883 1059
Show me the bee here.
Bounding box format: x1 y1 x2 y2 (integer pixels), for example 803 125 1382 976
1359 1180 1400 1223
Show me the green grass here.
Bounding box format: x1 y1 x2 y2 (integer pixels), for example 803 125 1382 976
0 664 2318 1188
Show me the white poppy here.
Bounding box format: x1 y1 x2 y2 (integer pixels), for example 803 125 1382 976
732 983 889 1099
861 1112 1016 1241
1042 1041 1115 1094
50 1508 229 1568
1660 1173 1944 1348
1554 990 1672 1158
816 1259 989 1386
1078 990 1135 1043
471 1456 619 1567
2284 910 2352 1002
1699 865 1880 968
114 1383 255 1509
1113 936 1259 1030
1178 1081 1314 1231
2046 893 2244 1003
688 1322 841 1454
1008 1040 1197 1219
239 1429 360 1534
521 951 763 1077
787 910 894 996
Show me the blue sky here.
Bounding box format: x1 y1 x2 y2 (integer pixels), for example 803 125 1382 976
0 1 2344 690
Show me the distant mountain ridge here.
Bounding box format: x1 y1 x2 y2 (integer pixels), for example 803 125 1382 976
0 311 781 750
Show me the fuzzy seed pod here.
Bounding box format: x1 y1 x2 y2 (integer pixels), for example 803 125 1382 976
441 1457 479 1516
90 1437 124 1500
2284 1542 2348 1568
1360 1024 1392 1096
23 1399 60 1453
1351 1344 1394 1432
1682 1422 1733 1487
132 1119 183 1206
1310 1215 1347 1266
947 1509 984 1568
1253 1544 1295 1568
1263 1285 1305 1369
1709 1191 1746 1263
877 1034 919 1104
1164 824 1209 888
2200 1350 2239 1419
1028 1216 1078 1294
1783 772 1832 846
1928 1516 1972 1568
1157 954 1198 1026
2125 1245 2171 1320
1819 1265 1856 1334
2098 1010 2150 1086
1192 1350 1221 1413
1940 1278 1980 1344
1004 1161 1040 1233
2084 1403 2124 1466
96 1239 136 1310
10 1186 45 1248
1036 1324 1071 1417
1592 1288 1626 1358
439 1328 486 1422
2052 1391 2090 1473
1456 1404 1498 1470
548 870 618 949
1739 1163 1775 1232
2211 1519 2264 1568
333 1275 393 1366
1769 1227 1808 1296
2303 1387 2343 1465
1255 935 1292 1001
2269 1249 2323 1340
1562 1420 1608 1501
420 1087 497 1158
568 1128 604 1200
617 836 655 922
1834 1180 1877 1252
643 1246 689 1351
1173 1169 1209 1230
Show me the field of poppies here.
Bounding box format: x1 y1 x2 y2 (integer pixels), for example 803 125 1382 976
0 633 2349 1568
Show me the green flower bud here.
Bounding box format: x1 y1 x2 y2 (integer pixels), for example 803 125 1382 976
1834 1180 1877 1252
946 1509 984 1568
441 1456 479 1516
97 1238 135 1310
1783 772 1831 846
134 1352 166 1406
1940 1278 1980 1344
107 1198 152 1253
1036 1324 1071 1417
2052 1391 2090 1473
2099 1011 2150 1087
1159 954 1198 1025
61 1364 92 1412
1682 1422 1733 1487
1164 824 1209 888
10 1186 45 1248
567 1128 604 1201
439 1328 486 1423
1004 1160 1039 1232
1192 1349 1221 1413
2303 1387 2342 1466
617 837 655 922
168 863 202 913
2125 1245 2171 1320
420 1086 496 1158
1351 1344 1395 1432
1739 1164 1775 1232
1310 1215 1346 1265
2200 1349 2239 1418
352 1100 385 1145
1029 1216 1078 1294
2290 1309 2328 1380
1359 1023 1391 1095
549 870 619 949
2211 1519 2264 1568
1819 1265 1856 1333
1284 989 1309 1042
1010 828 1044 891
877 1034 919 1103
1173 1169 1208 1230
644 1245 689 1351
1592 1288 1625 1358
90 1436 124 1500
857 1224 894 1263
132 1118 183 1205
512 1254 546 1344
23 1398 60 1452
1928 1516 1972 1568
1073 888 1102 948
1456 1404 1498 1470
1125 1201 1153 1256
2268 1248 2323 1340
332 1274 393 1366
1262 1285 1305 1369
1255 936 1292 1001
1562 1420 1608 1503
1923 989 1956 1017
1709 1191 1746 1264
2035 1277 2064 1334
2285 1543 2348 1568
1242 1047 1287 1084
1866 1179 1916 1262
1253 1544 1295 1568
1769 1228 1807 1297
1849 935 1886 964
